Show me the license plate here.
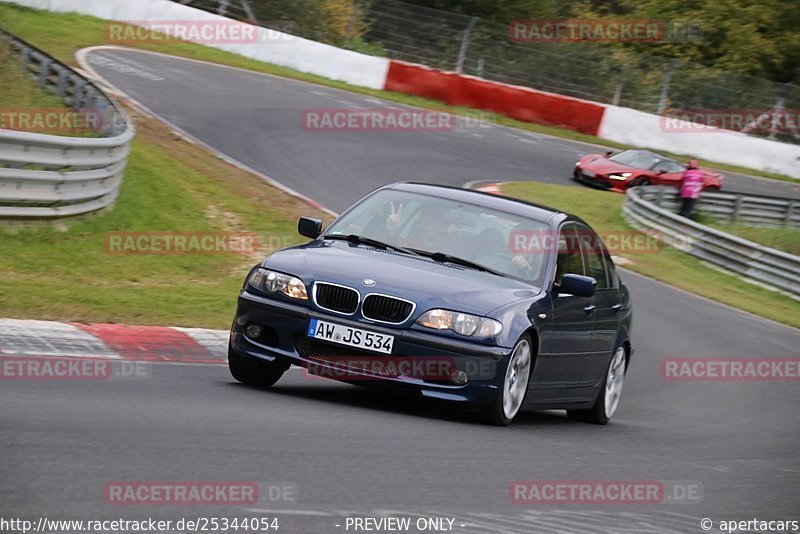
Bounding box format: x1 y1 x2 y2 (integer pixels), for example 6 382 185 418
307 319 394 354
583 170 596 178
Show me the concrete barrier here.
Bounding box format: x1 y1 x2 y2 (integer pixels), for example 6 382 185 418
4 0 391 89
384 60 606 136
598 105 800 179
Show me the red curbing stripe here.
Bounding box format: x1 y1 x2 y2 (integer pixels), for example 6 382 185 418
476 184 502 195
71 323 222 364
384 60 606 136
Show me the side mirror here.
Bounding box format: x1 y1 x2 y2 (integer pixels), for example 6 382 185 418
558 274 596 297
604 151 613 157
298 217 322 239
656 170 666 175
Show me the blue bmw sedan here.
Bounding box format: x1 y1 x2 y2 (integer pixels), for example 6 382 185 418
229 183 632 425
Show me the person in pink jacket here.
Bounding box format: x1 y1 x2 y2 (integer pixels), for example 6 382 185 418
679 160 704 218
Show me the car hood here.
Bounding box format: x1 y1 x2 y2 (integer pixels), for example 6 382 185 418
582 156 639 175
262 240 542 317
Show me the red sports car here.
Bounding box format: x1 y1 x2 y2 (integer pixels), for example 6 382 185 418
574 149 724 193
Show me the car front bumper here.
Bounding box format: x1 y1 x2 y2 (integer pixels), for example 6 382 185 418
230 290 513 407
574 168 628 192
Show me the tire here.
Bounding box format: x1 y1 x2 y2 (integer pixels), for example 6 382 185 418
478 337 533 426
228 345 287 388
568 344 627 425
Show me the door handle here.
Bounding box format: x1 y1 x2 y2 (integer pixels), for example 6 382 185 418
611 303 623 313
583 304 596 315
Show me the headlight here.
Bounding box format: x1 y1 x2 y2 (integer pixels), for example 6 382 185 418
248 268 308 300
416 309 503 337
608 172 632 180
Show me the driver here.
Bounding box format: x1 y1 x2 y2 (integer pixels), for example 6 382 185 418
385 202 448 251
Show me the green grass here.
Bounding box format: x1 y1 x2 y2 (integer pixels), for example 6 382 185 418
0 2 797 184
0 40 98 136
501 181 800 329
703 220 800 256
0 107 329 328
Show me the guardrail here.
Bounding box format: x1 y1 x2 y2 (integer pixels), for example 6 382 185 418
623 186 800 296
638 185 799 228
0 28 134 218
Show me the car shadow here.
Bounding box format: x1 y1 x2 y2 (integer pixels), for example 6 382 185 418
228 377 588 428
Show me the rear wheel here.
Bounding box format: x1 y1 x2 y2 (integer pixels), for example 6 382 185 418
479 337 532 426
568 345 626 425
229 345 287 387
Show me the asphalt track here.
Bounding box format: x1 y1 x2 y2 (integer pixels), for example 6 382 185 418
1 48 799 533
81 48 799 214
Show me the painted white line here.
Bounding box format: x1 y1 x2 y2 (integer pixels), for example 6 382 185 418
76 46 338 218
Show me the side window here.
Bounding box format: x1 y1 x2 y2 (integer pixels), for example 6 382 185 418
577 225 609 290
554 224 585 286
602 247 619 289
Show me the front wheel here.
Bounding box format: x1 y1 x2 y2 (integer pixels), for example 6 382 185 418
478 337 533 426
568 345 626 425
229 345 287 387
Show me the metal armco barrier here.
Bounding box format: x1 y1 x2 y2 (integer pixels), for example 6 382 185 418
0 28 134 218
623 186 800 295
636 183 799 229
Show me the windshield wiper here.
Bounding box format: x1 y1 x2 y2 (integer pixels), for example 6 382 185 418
323 234 417 256
409 249 505 277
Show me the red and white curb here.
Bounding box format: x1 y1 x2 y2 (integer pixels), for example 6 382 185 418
0 319 228 364
475 183 502 195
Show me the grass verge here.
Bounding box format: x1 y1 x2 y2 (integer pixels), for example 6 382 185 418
0 2 797 184
701 219 799 256
501 181 800 329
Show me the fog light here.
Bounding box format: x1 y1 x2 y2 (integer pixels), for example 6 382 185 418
451 370 468 385
245 324 263 339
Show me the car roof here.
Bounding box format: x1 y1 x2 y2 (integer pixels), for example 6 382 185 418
619 149 677 164
383 182 587 227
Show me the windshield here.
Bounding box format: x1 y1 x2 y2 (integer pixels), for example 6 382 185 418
325 189 550 285
609 150 661 169
652 158 686 173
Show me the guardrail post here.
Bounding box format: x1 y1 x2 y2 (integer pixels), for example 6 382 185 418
20 45 31 70
73 80 87 108
38 58 52 87
785 201 796 228
56 67 69 99
655 186 666 209
731 195 743 224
